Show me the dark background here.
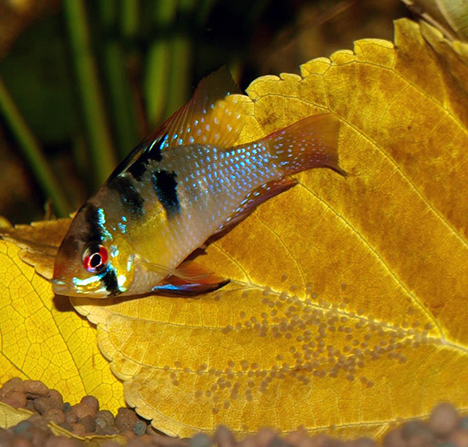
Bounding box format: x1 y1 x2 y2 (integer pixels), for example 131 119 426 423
0 0 409 223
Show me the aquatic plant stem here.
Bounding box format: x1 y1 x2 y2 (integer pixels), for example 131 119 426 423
99 0 140 158
62 0 117 185
0 77 71 216
144 0 177 126
121 0 140 41
165 0 195 117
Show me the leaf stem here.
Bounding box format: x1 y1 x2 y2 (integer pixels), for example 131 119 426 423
62 0 118 185
0 77 71 216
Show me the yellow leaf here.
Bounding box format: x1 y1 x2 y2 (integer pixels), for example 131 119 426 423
402 0 468 42
69 18 468 438
2 17 468 441
0 218 71 279
0 402 126 446
0 402 32 428
0 237 125 412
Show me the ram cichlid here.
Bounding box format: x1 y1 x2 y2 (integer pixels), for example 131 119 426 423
52 68 346 298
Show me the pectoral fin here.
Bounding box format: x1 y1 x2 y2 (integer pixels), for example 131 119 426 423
150 260 229 296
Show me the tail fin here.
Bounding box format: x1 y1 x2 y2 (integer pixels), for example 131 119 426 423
263 113 347 177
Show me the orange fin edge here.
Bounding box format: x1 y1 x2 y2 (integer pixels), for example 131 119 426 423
152 261 229 296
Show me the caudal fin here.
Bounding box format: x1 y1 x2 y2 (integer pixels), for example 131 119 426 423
263 113 347 177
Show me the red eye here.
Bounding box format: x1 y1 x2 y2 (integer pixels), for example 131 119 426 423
83 244 108 273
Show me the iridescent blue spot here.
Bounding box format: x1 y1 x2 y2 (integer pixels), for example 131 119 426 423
96 208 113 241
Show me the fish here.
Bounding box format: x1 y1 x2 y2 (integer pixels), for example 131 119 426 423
52 67 346 298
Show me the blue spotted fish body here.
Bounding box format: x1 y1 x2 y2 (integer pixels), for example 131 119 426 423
52 68 345 298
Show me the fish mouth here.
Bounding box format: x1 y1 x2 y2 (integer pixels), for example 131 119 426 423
50 278 70 296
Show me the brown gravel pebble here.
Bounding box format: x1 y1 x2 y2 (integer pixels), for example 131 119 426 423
383 430 406 447
25 399 37 414
127 436 155 447
23 381 48 399
101 441 121 447
28 414 51 433
115 408 139 433
406 434 435 447
0 427 13 439
70 402 95 420
43 408 66 425
0 378 24 397
214 426 236 447
450 429 468 447
239 436 257 447
80 396 99 415
44 436 83 447
95 409 117 435
71 422 86 437
11 435 34 447
150 433 188 447
2 391 27 409
48 390 64 408
2 377 468 447
347 438 376 447
65 410 78 426
428 403 460 438
34 395 62 415
255 429 276 447
79 414 96 433
25 426 50 446
190 433 212 447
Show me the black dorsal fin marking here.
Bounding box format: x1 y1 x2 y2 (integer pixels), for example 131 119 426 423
106 67 243 184
107 134 167 183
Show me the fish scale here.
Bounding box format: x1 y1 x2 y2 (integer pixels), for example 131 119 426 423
52 68 345 298
130 142 275 272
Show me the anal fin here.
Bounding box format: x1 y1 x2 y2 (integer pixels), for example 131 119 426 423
215 177 297 236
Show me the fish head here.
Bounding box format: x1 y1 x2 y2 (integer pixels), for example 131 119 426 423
52 203 135 298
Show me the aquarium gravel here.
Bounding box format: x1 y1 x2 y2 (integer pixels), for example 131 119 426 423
0 377 467 446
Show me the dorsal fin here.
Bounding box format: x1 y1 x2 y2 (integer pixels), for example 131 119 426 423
107 67 243 182
158 66 244 149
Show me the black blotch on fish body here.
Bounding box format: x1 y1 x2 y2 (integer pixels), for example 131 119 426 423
84 204 103 244
152 170 180 218
128 135 167 182
127 159 147 182
108 176 145 217
108 134 166 183
101 266 121 296
107 139 149 183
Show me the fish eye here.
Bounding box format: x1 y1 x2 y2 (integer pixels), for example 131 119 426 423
83 244 108 274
